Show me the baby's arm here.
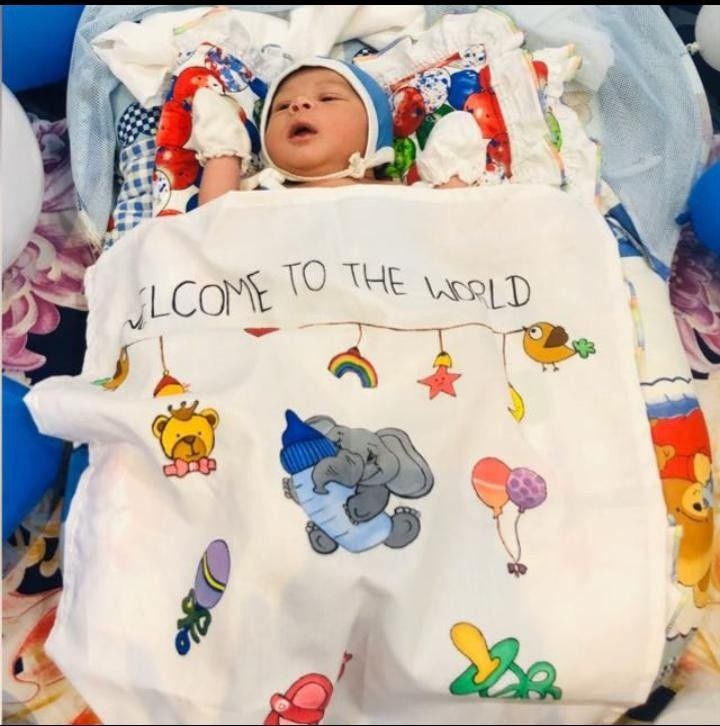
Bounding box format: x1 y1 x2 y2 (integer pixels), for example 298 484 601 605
186 88 252 206
199 157 245 206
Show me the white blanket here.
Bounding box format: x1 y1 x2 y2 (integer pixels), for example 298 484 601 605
27 186 670 724
92 5 427 106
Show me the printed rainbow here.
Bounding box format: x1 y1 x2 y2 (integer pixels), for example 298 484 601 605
328 347 378 388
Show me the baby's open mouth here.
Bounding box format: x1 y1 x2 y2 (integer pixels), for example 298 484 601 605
289 122 318 140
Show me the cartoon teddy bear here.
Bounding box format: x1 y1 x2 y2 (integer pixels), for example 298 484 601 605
152 400 220 478
651 409 714 607
660 469 714 607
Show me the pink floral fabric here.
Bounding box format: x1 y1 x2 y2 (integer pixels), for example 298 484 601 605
2 117 97 372
669 139 720 378
670 227 720 377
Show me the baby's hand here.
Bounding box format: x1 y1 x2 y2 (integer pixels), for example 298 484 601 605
435 176 471 189
416 111 488 188
186 88 251 168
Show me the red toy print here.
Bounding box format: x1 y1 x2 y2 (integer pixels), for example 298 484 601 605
156 99 193 147
392 86 426 138
264 673 333 725
154 147 200 191
172 66 224 104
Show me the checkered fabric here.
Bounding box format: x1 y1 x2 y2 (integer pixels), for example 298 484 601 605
102 137 156 250
117 102 160 148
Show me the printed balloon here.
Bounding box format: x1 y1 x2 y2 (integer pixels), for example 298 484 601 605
506 468 547 513
392 86 426 138
448 69 481 110
465 91 505 139
472 458 511 518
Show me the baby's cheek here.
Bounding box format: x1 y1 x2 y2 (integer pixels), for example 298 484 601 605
264 124 284 159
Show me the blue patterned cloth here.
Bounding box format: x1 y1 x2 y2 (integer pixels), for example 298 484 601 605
101 100 160 250
117 101 160 148
102 137 157 250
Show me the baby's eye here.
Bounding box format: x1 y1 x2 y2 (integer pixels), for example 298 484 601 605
272 103 290 113
320 96 339 102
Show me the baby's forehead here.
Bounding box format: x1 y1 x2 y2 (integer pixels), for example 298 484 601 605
275 67 353 96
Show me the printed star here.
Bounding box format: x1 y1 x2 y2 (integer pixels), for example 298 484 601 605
418 366 462 399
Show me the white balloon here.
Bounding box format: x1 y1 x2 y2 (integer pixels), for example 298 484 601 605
2 84 44 270
696 4 720 72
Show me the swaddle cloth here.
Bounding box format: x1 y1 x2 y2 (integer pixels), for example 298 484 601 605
27 185 671 724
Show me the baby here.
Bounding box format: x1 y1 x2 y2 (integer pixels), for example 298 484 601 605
190 56 482 201
189 58 397 203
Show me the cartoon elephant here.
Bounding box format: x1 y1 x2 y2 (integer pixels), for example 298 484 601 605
280 411 434 555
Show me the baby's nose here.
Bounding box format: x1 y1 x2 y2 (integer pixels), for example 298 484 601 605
290 96 314 113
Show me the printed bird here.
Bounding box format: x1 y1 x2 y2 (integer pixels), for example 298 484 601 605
93 347 130 390
522 322 595 371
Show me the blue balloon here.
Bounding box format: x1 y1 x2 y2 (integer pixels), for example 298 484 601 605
687 162 720 256
447 70 481 111
2 376 65 535
2 6 84 92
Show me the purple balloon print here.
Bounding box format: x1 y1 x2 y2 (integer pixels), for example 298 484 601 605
506 468 547 513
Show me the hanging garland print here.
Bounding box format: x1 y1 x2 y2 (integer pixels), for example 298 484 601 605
92 318 595 423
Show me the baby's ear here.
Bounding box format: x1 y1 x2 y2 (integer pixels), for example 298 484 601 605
152 415 169 439
693 453 711 484
200 408 220 429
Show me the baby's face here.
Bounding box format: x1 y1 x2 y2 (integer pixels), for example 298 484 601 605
265 68 368 178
